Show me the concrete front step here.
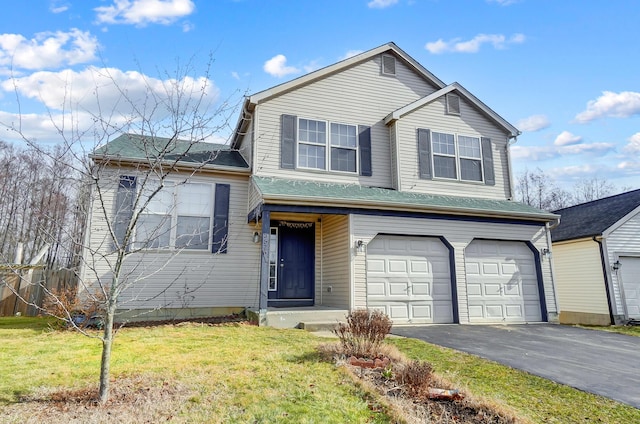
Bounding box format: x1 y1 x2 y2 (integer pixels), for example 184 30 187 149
263 308 348 329
298 320 344 332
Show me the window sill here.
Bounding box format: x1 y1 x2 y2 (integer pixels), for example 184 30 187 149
295 167 359 176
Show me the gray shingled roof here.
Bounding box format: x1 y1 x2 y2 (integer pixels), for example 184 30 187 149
253 176 558 221
92 133 249 169
551 189 640 242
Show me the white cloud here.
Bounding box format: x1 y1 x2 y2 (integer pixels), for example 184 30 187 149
303 60 321 73
548 164 601 178
0 29 99 71
340 50 364 61
624 132 640 153
516 114 550 132
263 54 299 78
425 33 525 54
554 130 582 146
574 91 640 123
50 1 69 14
0 67 219 143
182 21 195 32
617 161 640 172
231 71 240 80
511 141 614 161
367 0 399 9
487 0 520 5
95 0 195 26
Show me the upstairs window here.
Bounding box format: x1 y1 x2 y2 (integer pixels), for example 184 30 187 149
432 132 483 182
297 118 358 173
417 128 494 185
280 114 371 176
330 123 357 172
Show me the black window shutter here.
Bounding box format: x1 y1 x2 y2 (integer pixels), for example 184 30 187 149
417 129 433 179
113 175 136 251
212 183 230 254
481 137 495 186
358 125 372 176
280 114 296 169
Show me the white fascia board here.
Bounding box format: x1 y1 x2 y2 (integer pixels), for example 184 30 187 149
91 156 251 176
602 204 640 238
384 82 521 138
248 42 446 105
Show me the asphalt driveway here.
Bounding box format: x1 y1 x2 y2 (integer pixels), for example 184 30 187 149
392 324 640 408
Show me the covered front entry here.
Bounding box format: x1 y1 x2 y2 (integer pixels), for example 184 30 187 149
619 256 640 319
465 239 542 323
268 221 315 307
366 235 454 324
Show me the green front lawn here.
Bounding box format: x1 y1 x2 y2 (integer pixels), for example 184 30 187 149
1 317 639 423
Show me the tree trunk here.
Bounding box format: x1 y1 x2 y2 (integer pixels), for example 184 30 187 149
98 302 116 404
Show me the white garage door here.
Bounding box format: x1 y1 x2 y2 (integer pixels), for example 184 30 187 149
465 240 542 323
366 235 453 324
619 256 640 319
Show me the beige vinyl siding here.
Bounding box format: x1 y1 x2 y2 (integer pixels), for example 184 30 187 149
350 214 555 323
396 96 511 200
247 178 262 216
552 239 608 316
253 55 439 188
317 215 350 308
83 170 260 310
389 123 399 190
604 207 640 316
237 118 253 167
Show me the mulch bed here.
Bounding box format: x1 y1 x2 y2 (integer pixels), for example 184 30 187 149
344 357 519 424
115 313 250 328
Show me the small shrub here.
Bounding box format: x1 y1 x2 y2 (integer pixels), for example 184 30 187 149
333 309 392 358
395 359 433 398
42 287 105 329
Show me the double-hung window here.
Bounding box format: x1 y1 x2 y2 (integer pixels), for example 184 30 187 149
135 181 213 250
330 123 357 173
457 136 482 182
432 132 483 182
298 119 326 170
297 118 358 173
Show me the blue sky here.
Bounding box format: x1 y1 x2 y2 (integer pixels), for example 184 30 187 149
1 0 638 190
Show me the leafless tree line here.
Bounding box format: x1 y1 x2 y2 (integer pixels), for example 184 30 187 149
515 167 633 211
0 141 85 267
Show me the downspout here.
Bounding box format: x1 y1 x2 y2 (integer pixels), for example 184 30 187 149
319 217 323 305
593 236 616 325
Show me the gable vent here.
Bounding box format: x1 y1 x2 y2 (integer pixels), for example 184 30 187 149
446 94 461 115
381 54 396 76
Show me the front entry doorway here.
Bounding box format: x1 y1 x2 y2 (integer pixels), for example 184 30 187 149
268 221 315 307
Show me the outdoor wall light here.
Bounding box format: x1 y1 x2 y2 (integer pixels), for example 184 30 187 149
355 239 365 252
252 231 261 244
612 260 621 271
541 248 551 258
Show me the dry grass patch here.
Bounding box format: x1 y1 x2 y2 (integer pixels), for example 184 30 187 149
2 375 192 424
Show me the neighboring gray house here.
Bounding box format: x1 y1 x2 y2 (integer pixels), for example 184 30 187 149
552 189 640 325
82 42 559 327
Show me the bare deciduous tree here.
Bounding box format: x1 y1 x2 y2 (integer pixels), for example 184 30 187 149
2 57 242 404
515 168 573 211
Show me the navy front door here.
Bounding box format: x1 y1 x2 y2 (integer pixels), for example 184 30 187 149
277 223 314 304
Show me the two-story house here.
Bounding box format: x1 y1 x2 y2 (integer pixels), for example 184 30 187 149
82 42 559 327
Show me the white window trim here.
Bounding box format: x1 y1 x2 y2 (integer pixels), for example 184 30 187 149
431 132 485 183
296 117 359 174
133 179 215 251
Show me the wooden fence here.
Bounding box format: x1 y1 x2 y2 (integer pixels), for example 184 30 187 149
0 268 78 316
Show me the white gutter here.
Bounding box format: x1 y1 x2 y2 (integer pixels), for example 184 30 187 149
261 193 559 223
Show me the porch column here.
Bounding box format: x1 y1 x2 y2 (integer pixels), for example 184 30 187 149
259 210 271 313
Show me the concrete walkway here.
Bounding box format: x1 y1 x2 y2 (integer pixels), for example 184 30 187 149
392 324 640 408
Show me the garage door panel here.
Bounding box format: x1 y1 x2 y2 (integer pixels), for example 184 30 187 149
367 235 453 324
620 257 640 319
466 240 542 323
